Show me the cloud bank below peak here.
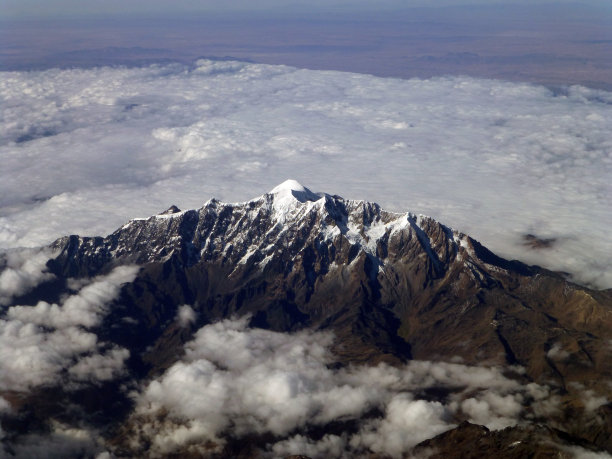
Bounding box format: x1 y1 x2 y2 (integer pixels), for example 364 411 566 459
0 60 611 288
128 317 562 458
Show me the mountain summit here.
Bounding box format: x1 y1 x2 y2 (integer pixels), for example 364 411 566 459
269 179 321 202
1 182 612 457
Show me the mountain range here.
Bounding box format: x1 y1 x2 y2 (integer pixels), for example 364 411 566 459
1 180 611 458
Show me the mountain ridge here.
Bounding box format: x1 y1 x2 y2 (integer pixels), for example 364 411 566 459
2 180 612 457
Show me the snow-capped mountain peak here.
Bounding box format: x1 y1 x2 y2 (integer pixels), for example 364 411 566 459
268 179 322 203
265 179 325 223
51 183 476 286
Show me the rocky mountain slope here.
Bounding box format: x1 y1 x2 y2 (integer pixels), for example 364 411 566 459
1 180 612 458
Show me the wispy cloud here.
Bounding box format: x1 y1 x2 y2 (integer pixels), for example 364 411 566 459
1 61 611 287
176 304 197 327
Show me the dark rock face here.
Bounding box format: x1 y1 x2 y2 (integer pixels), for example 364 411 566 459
413 421 600 458
523 233 556 250
3 182 612 457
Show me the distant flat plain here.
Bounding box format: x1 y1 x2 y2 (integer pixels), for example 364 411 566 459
1 5 611 89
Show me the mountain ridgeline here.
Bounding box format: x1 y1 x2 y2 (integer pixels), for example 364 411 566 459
3 180 612 458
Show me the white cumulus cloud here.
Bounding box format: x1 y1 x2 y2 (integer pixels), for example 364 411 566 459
0 265 138 391
131 317 560 458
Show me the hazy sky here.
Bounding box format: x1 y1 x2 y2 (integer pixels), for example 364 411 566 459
2 0 611 19
2 0 612 89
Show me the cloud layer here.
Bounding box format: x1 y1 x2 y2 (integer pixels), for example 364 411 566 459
0 265 138 391
131 317 560 458
1 60 611 287
0 248 55 305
